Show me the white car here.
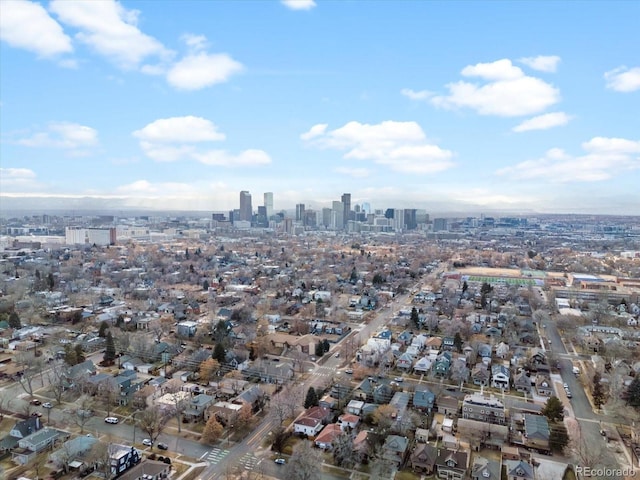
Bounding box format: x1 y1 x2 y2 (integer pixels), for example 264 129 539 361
105 417 119 424
142 438 153 446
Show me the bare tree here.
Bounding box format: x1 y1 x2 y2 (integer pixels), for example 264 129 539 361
47 360 69 404
285 440 322 480
0 390 14 412
97 380 121 417
68 395 96 434
137 406 170 447
86 440 115 480
164 380 188 433
15 352 44 398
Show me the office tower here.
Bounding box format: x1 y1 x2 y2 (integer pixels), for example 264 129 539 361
361 202 371 215
341 193 351 227
332 201 344 230
264 192 274 218
239 191 252 222
404 209 417 230
296 203 305 222
433 218 448 232
392 209 405 231
257 206 268 227
322 208 332 228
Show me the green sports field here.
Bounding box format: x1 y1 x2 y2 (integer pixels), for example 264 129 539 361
465 275 538 286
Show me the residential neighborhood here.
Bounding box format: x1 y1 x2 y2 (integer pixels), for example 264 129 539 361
0 210 639 480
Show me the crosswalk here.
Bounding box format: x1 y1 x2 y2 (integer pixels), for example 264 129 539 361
205 449 261 471
313 366 334 377
238 452 261 470
206 447 229 465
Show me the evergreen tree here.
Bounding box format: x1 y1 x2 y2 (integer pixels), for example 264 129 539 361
592 372 606 409
462 280 468 294
98 321 109 337
322 339 330 353
47 272 55 290
350 267 358 283
315 342 324 357
8 311 21 329
104 331 116 363
542 396 564 422
453 332 463 353
372 273 384 286
410 307 420 329
549 423 569 452
213 343 227 363
304 387 319 408
202 280 210 291
626 377 640 408
74 344 85 364
64 344 77 366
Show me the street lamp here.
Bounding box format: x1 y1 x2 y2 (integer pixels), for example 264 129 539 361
131 410 143 445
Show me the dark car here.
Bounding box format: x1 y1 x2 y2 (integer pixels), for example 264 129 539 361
30 399 41 406
157 443 169 450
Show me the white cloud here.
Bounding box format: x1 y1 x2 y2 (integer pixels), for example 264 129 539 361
604 66 640 92
0 167 40 192
133 116 226 143
50 0 171 69
401 88 433 101
0 0 72 57
166 52 244 90
431 58 560 116
512 112 572 132
134 116 270 166
15 122 98 151
181 33 208 51
519 55 561 73
192 149 272 166
334 167 371 178
497 136 640 182
300 124 328 140
302 120 455 174
281 0 317 11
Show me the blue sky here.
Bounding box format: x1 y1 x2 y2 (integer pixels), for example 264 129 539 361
1 0 639 215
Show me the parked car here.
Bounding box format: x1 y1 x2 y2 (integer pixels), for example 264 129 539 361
142 438 153 446
30 399 41 406
105 417 119 424
334 353 340 358
345 368 353 374
274 458 286 465
31 412 43 417
42 402 53 409
157 442 169 450
394 377 404 382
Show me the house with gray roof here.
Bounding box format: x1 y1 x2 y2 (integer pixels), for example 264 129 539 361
412 385 435 413
12 428 63 464
472 455 501 480
523 414 550 452
382 435 409 467
50 434 98 469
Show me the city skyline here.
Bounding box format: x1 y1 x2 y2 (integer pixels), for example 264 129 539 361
1 1 640 215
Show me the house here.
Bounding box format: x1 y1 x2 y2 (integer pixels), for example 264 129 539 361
398 330 413 345
353 430 371 461
410 443 438 473
413 385 435 413
382 435 409 468
477 343 492 359
442 337 455 350
0 417 42 455
12 428 62 465
176 320 197 337
433 352 452 377
495 342 510 359
314 424 342 449
437 395 460 417
338 413 360 431
471 363 490 387
435 448 469 480
184 394 215 421
513 371 532 394
117 459 171 480
491 364 510 390
50 434 98 469
373 383 395 404
233 385 264 411
347 399 365 416
505 459 535 480
535 373 553 396
462 393 506 425
523 414 550 452
471 456 501 480
108 443 142 477
294 416 324 437
415 428 430 443
413 356 433 374
396 352 415 370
